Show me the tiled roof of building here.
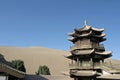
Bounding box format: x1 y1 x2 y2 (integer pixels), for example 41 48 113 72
0 54 25 78
23 75 73 80
97 74 120 80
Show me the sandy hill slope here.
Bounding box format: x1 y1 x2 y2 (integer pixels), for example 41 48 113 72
0 46 119 75
0 46 70 75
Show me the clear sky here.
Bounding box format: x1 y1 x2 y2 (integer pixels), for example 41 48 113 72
0 0 120 59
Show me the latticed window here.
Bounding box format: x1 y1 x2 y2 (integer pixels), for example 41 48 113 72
81 61 92 67
80 39 91 48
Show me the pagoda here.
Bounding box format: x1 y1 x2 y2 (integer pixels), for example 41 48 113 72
67 21 112 80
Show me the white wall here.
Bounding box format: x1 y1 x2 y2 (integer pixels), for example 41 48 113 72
0 76 8 80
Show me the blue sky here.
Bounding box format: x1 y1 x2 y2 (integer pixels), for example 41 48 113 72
0 0 120 59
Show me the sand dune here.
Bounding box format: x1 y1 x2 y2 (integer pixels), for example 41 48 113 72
0 46 119 75
0 46 71 75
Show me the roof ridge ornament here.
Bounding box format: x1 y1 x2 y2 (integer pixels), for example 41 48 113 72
84 20 88 26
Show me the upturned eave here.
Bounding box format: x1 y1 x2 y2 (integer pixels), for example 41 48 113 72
70 70 98 77
92 27 104 32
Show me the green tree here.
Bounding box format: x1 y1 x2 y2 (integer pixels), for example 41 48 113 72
11 60 26 72
9 60 26 80
37 65 50 75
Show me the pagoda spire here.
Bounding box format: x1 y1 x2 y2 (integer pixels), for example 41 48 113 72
84 20 88 26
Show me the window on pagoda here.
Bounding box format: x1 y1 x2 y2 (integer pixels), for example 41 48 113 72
92 42 99 48
81 60 92 67
80 38 91 48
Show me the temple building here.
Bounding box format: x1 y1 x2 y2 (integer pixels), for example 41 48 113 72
67 21 120 80
0 54 25 80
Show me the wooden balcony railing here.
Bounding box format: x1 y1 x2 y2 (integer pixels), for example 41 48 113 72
69 61 120 73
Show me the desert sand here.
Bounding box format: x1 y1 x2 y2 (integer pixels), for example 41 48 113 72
0 46 71 75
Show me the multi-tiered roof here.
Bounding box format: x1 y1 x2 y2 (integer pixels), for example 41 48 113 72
67 21 112 61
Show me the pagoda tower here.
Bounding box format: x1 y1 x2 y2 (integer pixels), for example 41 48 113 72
67 21 112 80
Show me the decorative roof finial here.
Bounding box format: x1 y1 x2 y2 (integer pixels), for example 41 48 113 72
84 20 88 26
